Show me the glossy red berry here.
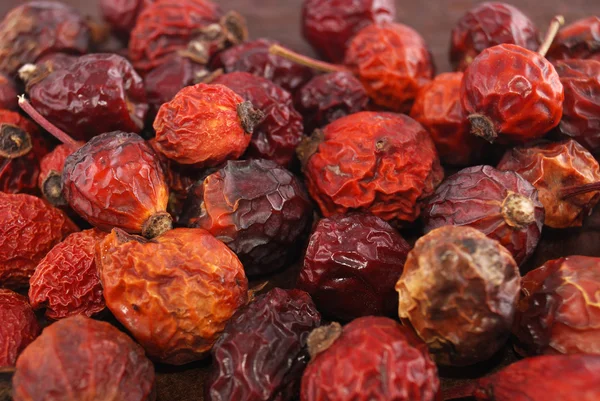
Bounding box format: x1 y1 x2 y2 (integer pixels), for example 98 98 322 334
547 16 600 61
0 289 40 367
0 73 17 110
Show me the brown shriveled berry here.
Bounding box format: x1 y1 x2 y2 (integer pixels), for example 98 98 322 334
97 228 249 365
547 17 600 61
396 225 521 366
0 289 40 368
0 73 17 110
37 143 78 206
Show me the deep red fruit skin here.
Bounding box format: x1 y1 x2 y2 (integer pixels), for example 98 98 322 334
0 289 40 367
547 17 600 61
295 71 369 135
181 159 313 277
37 143 77 205
28 53 148 141
100 0 153 36
206 288 321 401
0 192 77 288
554 59 600 154
461 44 564 143
298 213 411 321
422 165 544 266
0 2 91 76
301 0 396 63
211 72 304 167
300 111 443 223
34 52 78 72
301 316 440 401
12 316 156 401
450 2 540 72
212 39 314 93
0 73 17 110
29 229 108 320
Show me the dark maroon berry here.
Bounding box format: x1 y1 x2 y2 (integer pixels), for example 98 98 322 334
99 0 153 36
0 73 17 110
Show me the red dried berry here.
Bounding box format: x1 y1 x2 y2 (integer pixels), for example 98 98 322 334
99 0 153 36
301 317 440 401
422 165 544 266
206 288 321 401
450 2 540 71
31 52 78 73
0 73 17 110
28 229 108 320
12 316 155 401
98 228 249 365
294 71 369 134
211 72 304 167
0 192 77 288
37 143 78 206
181 159 313 277
298 213 411 321
547 16 600 61
301 0 396 63
0 289 40 368
298 111 443 223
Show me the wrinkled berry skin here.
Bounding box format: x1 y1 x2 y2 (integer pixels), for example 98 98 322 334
547 17 600 61
295 71 369 134
181 159 313 277
450 2 540 72
34 52 78 73
29 229 108 320
513 256 600 356
301 0 396 63
100 0 153 36
461 44 564 143
12 316 156 401
396 226 520 366
344 22 434 113
0 192 77 288
98 228 249 365
497 140 600 228
410 72 486 166
298 213 411 321
37 143 77 206
213 39 314 93
299 111 443 223
301 317 440 401
206 288 321 401
0 73 17 110
212 72 304 167
422 165 544 266
554 59 600 154
0 2 91 76
0 289 40 367
28 53 148 141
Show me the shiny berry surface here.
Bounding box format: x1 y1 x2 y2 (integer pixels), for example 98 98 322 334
547 16 600 61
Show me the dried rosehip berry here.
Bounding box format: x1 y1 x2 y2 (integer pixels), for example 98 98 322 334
153 83 263 168
211 72 304 167
12 315 155 401
98 228 249 365
100 0 153 36
0 192 77 288
294 71 368 134
547 16 600 61
450 2 540 71
28 229 107 320
181 159 313 277
422 165 544 266
37 143 78 206
298 213 410 321
0 2 91 76
396 225 520 366
301 317 440 401
301 0 396 63
298 111 443 223
0 73 17 110
497 140 600 228
206 288 321 401
30 52 78 73
0 290 40 368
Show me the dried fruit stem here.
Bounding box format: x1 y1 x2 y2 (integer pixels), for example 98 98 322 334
0 124 32 158
468 114 497 142
296 129 325 169
269 44 348 73
237 101 266 134
307 322 342 359
141 212 173 239
442 382 477 400
537 15 565 57
502 192 536 228
560 182 600 200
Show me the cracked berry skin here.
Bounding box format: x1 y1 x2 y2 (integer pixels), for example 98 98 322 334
301 316 440 401
211 72 304 168
181 159 313 277
295 71 369 135
29 229 108 320
547 17 600 61
461 44 564 144
422 165 544 266
98 228 249 365
344 22 434 113
450 2 540 72
100 0 153 36
0 289 40 368
28 53 148 141
513 256 600 356
298 213 411 321
299 111 443 223
206 288 321 401
0 1 91 76
301 0 396 63
12 315 156 401
0 73 17 110
396 226 521 366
